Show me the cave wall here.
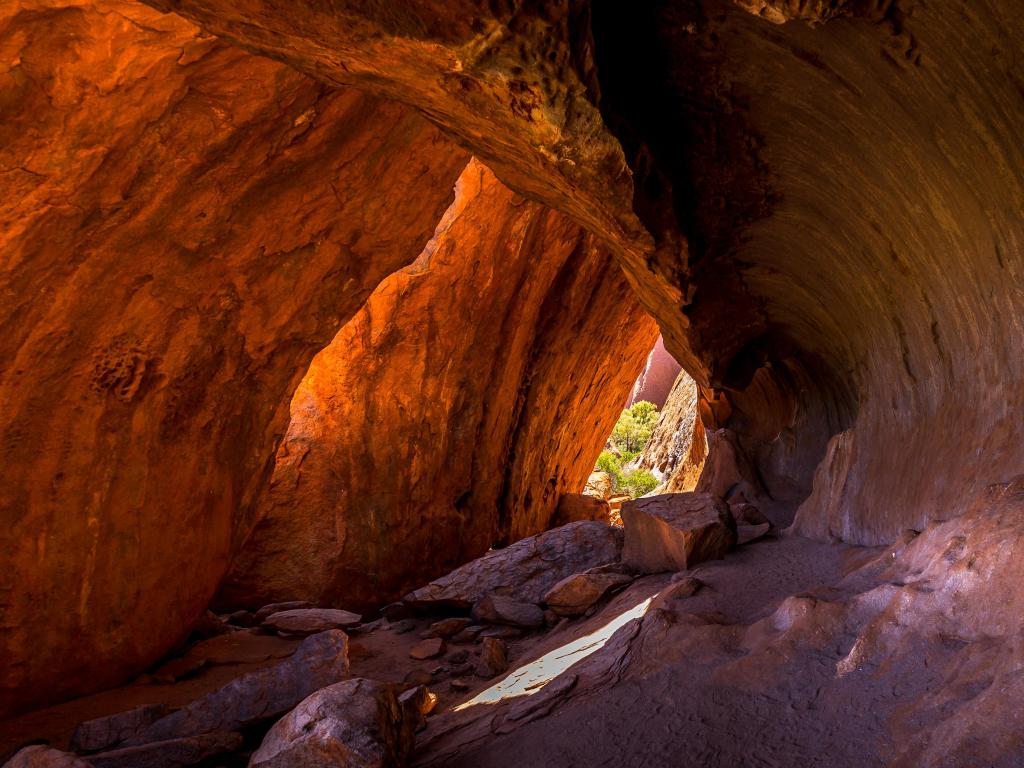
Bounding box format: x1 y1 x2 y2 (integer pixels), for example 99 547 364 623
0 0 468 716
217 160 656 612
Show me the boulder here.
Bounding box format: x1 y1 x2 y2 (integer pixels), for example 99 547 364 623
543 572 634 617
621 493 737 573
248 679 415 768
1 747 92 768
70 704 170 752
422 618 472 639
472 595 544 629
550 494 609 527
261 609 362 637
88 733 243 768
403 521 623 609
475 638 509 679
124 630 349 745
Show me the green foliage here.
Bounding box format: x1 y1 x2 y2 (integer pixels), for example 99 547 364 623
593 401 663 499
609 401 660 454
622 468 659 498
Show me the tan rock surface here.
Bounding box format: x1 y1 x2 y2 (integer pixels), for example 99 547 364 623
621 493 737 573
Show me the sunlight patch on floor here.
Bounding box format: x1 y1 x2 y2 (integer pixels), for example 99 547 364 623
454 596 654 711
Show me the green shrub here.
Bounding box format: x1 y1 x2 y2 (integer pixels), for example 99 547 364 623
622 468 659 498
609 401 660 454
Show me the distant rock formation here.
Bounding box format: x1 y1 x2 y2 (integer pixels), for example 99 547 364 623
627 337 683 408
635 372 707 493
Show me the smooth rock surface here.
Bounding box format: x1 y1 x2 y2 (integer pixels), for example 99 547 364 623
543 572 634 617
125 631 349 745
621 494 737 573
472 596 545 630
70 704 169 753
403 522 624 610
1 747 91 768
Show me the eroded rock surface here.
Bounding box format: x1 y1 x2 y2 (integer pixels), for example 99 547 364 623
0 0 466 716
635 372 706 493
218 182 654 611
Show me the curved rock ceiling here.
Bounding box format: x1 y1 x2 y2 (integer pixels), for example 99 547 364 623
2 0 1023 718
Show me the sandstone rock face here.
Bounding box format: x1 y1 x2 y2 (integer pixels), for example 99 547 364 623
403 522 624 610
125 630 350 745
627 336 683 409
218 162 655 611
0 0 466 717
621 494 737 573
70 704 170 753
249 679 415 768
635 372 706 493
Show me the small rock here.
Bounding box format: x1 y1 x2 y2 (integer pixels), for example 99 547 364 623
543 609 559 627
88 732 242 768
448 662 474 677
543 571 634 617
429 664 447 677
472 594 544 628
550 493 610 526
422 617 472 639
475 637 509 679
730 502 769 526
449 679 471 692
391 619 417 635
249 679 415 768
398 685 437 717
70 703 170 752
409 638 446 660
151 655 207 684
478 625 523 640
403 669 433 686
451 625 484 644
350 617 389 635
253 601 315 624
2 746 92 768
446 649 469 664
261 608 362 637
223 610 255 627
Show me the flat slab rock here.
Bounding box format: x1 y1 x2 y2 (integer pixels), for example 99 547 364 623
472 594 544 628
261 608 362 636
403 521 623 609
123 630 349 746
70 703 169 752
249 679 417 768
621 493 737 573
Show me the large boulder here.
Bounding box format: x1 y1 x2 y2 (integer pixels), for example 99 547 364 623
621 494 737 573
402 521 624 610
125 630 349 745
248 679 416 768
70 704 170 752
